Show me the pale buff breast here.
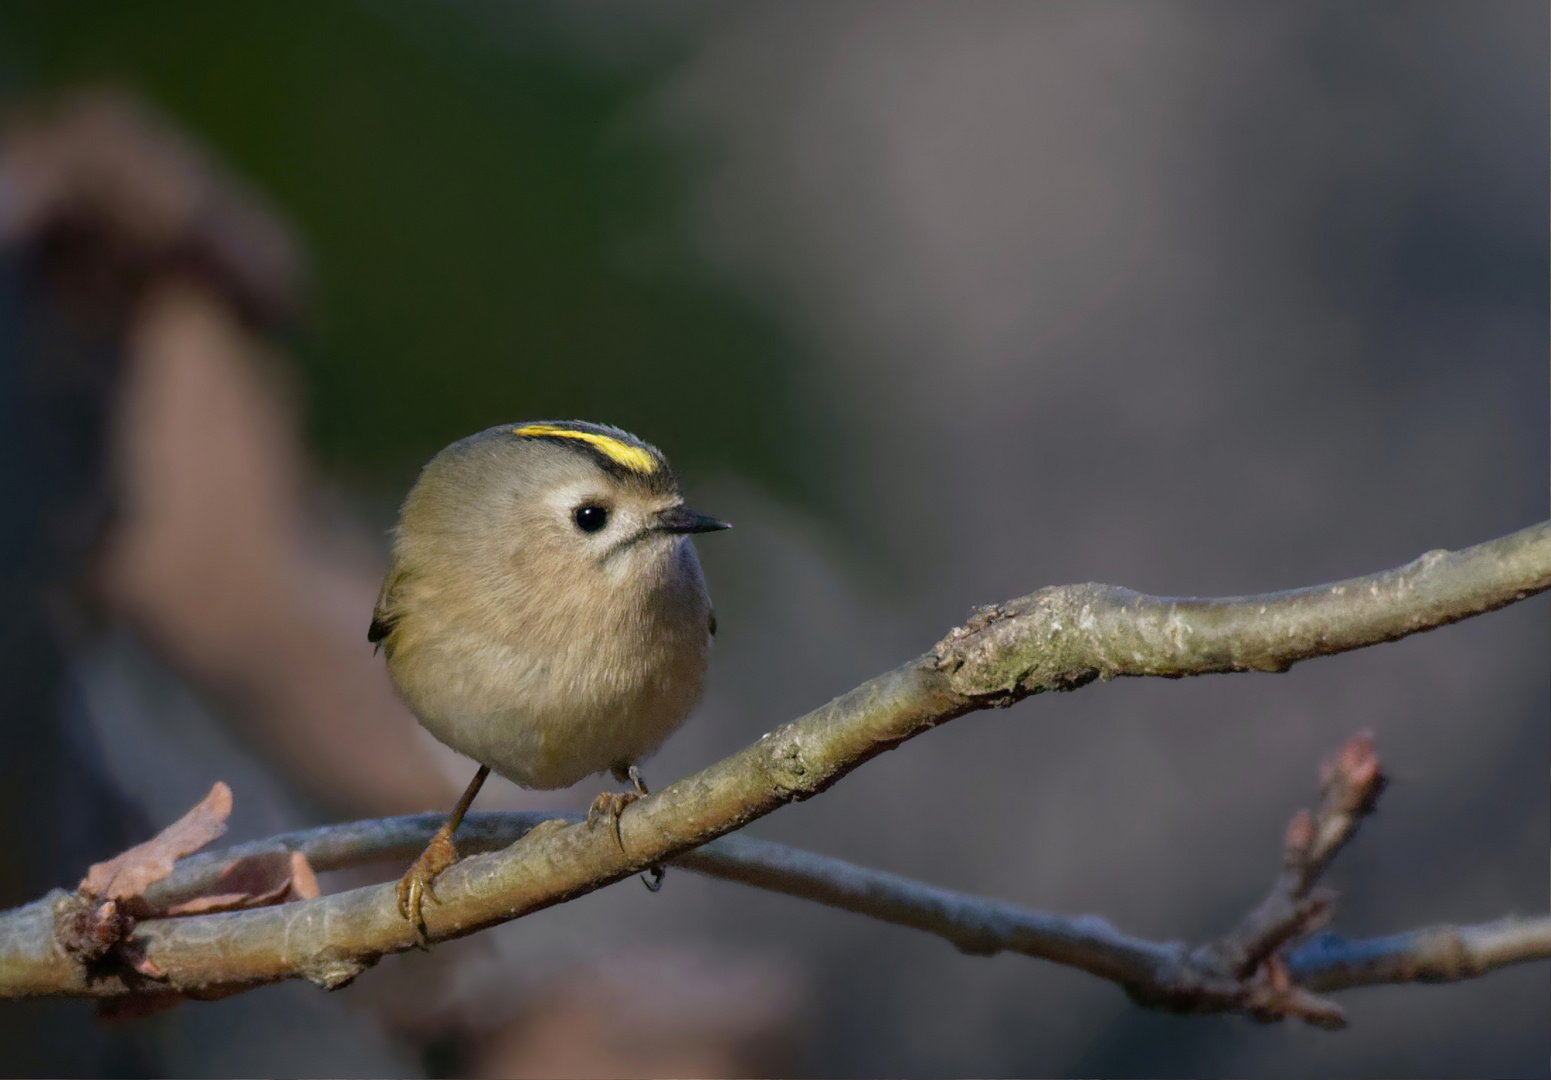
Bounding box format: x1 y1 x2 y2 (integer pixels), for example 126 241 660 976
386 537 712 790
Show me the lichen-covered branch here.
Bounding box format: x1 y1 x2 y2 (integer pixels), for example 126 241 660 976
0 522 1547 1005
932 520 1551 701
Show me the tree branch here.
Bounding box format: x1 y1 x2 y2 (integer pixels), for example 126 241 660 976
9 728 1546 1028
1 522 1547 1007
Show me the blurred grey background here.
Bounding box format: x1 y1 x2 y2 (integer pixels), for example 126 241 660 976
0 2 1544 1077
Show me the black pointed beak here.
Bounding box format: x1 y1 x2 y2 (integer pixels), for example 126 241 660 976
655 505 732 535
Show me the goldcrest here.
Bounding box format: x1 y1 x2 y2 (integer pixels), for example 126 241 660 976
371 420 728 933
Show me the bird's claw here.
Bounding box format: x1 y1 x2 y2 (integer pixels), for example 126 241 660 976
587 789 641 848
396 829 459 944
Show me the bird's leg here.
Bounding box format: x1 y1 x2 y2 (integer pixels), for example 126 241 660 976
619 766 668 890
587 763 650 847
397 764 489 943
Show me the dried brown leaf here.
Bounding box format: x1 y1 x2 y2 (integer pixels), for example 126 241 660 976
288 850 319 900
161 849 319 915
80 782 232 902
163 893 251 916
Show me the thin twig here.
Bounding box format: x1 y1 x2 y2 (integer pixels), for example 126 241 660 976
0 522 1547 1002
1205 733 1386 982
1289 917 1551 992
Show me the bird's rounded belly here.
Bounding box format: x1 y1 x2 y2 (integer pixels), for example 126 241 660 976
397 623 706 790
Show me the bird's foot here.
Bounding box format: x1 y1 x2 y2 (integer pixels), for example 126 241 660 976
396 828 459 944
589 767 666 885
588 766 651 847
586 788 642 848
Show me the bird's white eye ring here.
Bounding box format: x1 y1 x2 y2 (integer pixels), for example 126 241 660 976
573 505 609 533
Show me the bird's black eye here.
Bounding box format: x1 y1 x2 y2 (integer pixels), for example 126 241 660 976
573 505 609 533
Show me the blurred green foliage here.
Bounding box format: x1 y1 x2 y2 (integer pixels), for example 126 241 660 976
0 0 825 502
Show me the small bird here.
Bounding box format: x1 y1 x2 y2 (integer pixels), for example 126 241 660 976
370 421 729 936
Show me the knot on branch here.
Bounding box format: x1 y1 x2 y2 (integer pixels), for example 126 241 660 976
301 952 371 991
53 893 135 967
931 585 1116 703
52 891 165 984
763 726 816 797
1117 926 1346 1032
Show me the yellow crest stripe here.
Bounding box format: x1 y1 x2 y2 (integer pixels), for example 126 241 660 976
512 424 658 474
